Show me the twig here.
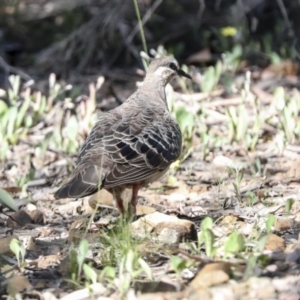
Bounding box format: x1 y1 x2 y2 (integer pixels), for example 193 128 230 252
0 55 33 83
127 0 163 44
214 0 222 12
177 248 212 263
132 0 148 54
198 0 206 19
276 0 291 29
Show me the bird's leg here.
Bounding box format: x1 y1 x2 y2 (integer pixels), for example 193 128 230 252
116 197 125 214
130 183 140 215
110 188 125 214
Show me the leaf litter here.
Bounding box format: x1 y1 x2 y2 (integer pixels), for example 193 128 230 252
1 58 300 299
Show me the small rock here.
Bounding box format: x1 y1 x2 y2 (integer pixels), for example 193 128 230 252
248 277 276 299
190 262 231 289
211 286 235 299
212 155 234 168
134 281 178 293
131 212 197 244
42 292 59 300
0 236 19 256
60 283 106 300
88 189 114 209
136 205 155 216
265 234 285 251
137 291 187 300
274 218 294 231
27 209 45 224
286 249 300 263
6 275 32 296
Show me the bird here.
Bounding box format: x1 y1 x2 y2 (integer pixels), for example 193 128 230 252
54 56 192 215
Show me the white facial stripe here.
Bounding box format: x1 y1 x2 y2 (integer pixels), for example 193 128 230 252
154 66 174 78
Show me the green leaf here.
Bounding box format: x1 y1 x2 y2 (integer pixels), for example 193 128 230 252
257 254 270 267
0 188 17 211
83 263 97 284
101 266 116 280
10 238 21 258
244 254 257 280
70 249 78 280
9 238 25 266
257 234 270 252
125 249 135 273
285 198 294 215
170 256 188 273
40 95 47 114
273 87 285 111
66 115 79 141
0 100 8 115
203 228 216 257
10 75 21 98
201 66 216 93
175 107 194 137
265 214 275 233
25 115 33 128
138 258 153 280
198 216 214 245
16 96 31 129
224 232 245 258
77 239 89 268
6 106 18 139
201 216 213 231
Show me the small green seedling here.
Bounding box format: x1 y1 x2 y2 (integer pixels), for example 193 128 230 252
9 238 26 267
285 198 294 215
224 232 245 258
170 256 190 279
265 214 275 234
198 217 217 258
0 188 17 211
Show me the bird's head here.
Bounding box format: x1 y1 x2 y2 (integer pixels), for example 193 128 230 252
146 56 192 85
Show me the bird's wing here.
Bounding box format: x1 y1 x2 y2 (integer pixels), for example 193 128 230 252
102 107 182 188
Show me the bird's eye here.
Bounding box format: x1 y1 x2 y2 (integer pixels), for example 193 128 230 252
168 62 177 71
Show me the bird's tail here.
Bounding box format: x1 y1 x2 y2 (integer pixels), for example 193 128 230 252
54 166 103 199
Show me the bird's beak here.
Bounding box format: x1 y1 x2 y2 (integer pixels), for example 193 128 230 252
177 69 192 79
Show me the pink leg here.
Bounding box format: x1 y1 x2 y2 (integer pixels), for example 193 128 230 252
130 183 140 215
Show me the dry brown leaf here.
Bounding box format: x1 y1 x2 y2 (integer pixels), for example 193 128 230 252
6 210 32 228
189 184 206 194
37 255 61 269
221 215 238 224
1 186 22 194
265 60 299 77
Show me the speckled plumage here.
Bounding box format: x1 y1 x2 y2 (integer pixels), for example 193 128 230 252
54 56 191 214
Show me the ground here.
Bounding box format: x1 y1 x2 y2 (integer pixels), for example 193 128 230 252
1 54 300 299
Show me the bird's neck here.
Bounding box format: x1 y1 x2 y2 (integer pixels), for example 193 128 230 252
139 77 168 108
